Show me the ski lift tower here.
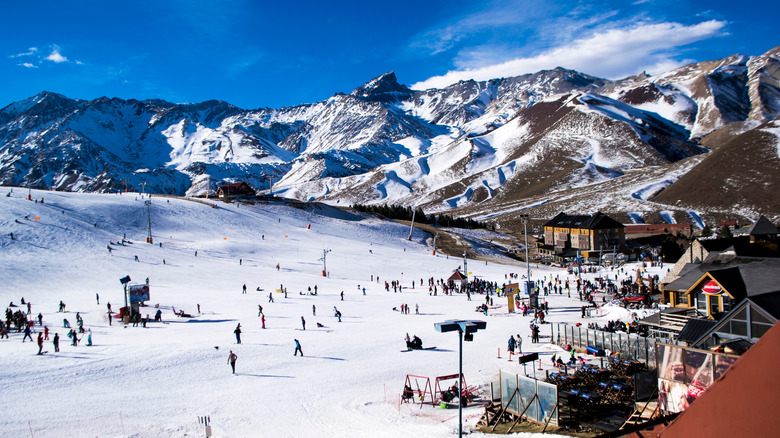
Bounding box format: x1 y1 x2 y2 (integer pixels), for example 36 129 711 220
319 248 331 277
144 200 153 244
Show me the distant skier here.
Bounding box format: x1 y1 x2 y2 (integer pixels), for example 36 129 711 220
234 323 242 344
301 316 306 330
312 305 316 316
261 314 266 329
22 324 32 342
294 339 303 356
96 293 99 305
37 333 43 354
242 284 247 294
227 350 238 374
87 329 92 346
53 333 60 352
258 305 263 316
268 293 274 303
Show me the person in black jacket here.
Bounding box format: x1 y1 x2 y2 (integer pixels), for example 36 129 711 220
234 324 242 344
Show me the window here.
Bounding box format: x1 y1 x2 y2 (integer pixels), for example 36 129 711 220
675 292 688 306
730 320 748 336
709 296 720 315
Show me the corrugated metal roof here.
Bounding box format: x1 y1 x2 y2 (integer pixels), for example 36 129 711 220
678 318 718 343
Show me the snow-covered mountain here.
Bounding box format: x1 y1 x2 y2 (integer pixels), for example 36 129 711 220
2 46 779 225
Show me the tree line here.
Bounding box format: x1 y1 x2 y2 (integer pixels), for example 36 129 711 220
352 203 485 229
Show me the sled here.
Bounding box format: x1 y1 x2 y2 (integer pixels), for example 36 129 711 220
401 346 437 352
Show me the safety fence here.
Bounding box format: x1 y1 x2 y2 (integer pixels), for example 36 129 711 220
552 323 657 367
499 369 558 427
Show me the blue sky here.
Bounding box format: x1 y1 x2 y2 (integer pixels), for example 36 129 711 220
1 0 776 109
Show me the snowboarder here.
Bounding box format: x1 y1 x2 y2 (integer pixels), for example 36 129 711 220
58 301 66 312
53 333 60 352
70 329 78 346
294 339 303 356
234 323 242 344
301 316 306 330
227 350 237 374
87 329 92 346
197 304 201 314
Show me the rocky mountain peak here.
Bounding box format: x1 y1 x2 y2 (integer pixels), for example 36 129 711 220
350 71 412 103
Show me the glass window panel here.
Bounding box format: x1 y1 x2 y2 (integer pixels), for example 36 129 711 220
730 320 747 336
751 322 771 339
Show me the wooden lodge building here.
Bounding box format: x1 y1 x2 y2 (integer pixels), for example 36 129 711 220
216 181 256 198
538 212 625 263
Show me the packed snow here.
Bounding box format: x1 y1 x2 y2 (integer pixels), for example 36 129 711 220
0 189 666 437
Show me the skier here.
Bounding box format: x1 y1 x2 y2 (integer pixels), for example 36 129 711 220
268 292 274 303
258 305 263 316
22 324 32 342
340 291 344 301
37 333 43 355
53 333 60 352
197 304 201 314
234 323 242 344
312 305 316 316
70 329 78 346
107 310 112 326
227 350 238 374
242 284 247 294
261 314 266 329
294 339 303 356
301 316 306 330
87 329 92 346
44 326 49 340
37 312 43 325
96 293 99 305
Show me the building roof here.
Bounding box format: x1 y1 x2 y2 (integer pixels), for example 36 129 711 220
749 292 780 320
664 258 780 300
543 212 591 228
748 215 780 236
580 212 625 229
447 270 467 282
543 211 624 230
677 318 718 343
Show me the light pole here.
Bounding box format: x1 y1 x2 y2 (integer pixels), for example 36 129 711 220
520 214 533 298
434 319 487 438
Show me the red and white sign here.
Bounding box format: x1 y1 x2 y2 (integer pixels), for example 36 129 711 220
702 280 721 295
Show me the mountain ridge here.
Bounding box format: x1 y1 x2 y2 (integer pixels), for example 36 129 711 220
2 45 779 225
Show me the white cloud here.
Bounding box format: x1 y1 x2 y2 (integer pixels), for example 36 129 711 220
20 62 37 69
46 46 68 63
10 47 38 58
412 20 727 90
